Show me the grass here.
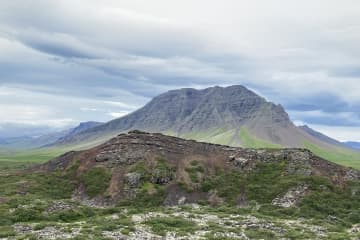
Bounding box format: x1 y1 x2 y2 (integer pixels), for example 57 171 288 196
145 216 199 236
185 160 204 183
0 134 359 238
81 167 112 197
304 141 360 170
0 148 68 171
239 127 281 149
181 127 236 146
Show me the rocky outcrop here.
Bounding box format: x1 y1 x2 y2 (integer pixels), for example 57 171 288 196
272 184 310 208
38 131 360 205
124 173 142 187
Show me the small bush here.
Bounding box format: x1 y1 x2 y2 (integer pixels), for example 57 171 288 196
81 167 111 197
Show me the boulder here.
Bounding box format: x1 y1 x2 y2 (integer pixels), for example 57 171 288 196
124 173 142 187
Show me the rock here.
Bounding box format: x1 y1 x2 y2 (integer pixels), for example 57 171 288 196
272 184 309 208
234 157 249 167
124 173 142 187
345 169 360 181
47 201 73 213
96 152 111 162
150 169 173 185
208 191 224 206
177 196 186 205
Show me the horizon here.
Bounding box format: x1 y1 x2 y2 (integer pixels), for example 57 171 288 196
0 1 360 142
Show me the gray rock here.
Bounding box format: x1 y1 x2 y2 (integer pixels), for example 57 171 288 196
345 169 360 181
272 184 309 208
150 169 173 185
124 173 142 187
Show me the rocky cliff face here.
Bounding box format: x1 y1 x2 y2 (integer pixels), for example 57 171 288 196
39 131 359 207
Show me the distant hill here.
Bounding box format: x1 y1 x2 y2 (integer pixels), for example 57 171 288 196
299 125 345 147
51 85 360 168
343 141 360 150
0 121 102 150
51 121 102 146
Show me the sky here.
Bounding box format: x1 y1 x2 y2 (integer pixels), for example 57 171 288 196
0 0 359 141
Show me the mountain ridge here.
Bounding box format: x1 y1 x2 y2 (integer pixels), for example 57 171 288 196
52 85 294 146
49 85 360 169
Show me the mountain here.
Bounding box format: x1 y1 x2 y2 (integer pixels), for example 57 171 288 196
51 121 102 146
0 132 69 150
343 141 360 150
299 125 345 147
0 121 103 150
54 86 297 146
52 85 360 169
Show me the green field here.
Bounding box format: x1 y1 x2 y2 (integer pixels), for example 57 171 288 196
0 148 67 171
181 127 236 146
304 141 360 170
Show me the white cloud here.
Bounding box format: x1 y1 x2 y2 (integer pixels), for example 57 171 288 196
0 1 359 139
309 124 360 142
108 111 130 118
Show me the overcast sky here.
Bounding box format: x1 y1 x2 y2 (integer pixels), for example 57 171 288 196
0 0 359 141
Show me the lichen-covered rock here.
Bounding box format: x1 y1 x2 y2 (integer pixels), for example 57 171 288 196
345 169 360 181
124 173 142 187
46 201 73 213
272 184 309 208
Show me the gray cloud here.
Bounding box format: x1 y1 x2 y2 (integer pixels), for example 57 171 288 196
0 0 360 140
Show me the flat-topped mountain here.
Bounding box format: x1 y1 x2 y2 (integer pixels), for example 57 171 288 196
39 130 359 206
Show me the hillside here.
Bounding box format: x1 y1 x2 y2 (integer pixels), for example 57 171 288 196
51 85 360 169
344 141 360 150
1 131 359 239
40 130 360 204
0 130 356 239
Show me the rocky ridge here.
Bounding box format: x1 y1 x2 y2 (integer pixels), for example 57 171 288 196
39 130 359 207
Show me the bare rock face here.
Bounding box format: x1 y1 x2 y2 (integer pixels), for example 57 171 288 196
39 131 359 205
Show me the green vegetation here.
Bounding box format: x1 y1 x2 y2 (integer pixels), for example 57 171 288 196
0 148 67 171
185 160 204 183
0 226 15 238
239 127 281 149
199 161 360 228
304 141 360 170
81 167 111 197
130 157 174 183
145 216 199 236
182 127 236 146
0 137 359 238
